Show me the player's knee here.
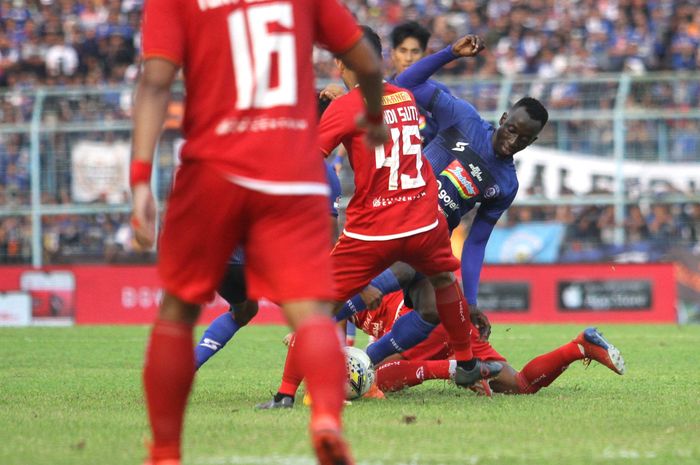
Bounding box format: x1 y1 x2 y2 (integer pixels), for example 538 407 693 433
389 262 417 287
427 271 455 289
159 292 201 325
231 300 259 326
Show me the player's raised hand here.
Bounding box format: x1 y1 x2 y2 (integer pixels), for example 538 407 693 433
130 183 157 250
451 35 485 58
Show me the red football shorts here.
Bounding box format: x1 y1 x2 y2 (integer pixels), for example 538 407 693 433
331 214 458 301
158 162 334 304
401 322 507 362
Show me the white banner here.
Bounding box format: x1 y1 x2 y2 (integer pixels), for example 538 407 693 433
71 141 130 203
515 147 700 200
0 292 32 326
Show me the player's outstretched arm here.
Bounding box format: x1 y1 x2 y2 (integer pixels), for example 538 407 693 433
130 58 178 249
459 214 497 314
338 37 388 146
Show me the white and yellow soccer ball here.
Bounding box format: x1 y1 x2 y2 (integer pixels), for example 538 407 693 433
344 346 375 400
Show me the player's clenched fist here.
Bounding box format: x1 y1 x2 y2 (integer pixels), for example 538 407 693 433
451 35 485 58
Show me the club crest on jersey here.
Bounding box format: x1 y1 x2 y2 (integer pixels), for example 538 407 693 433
441 160 479 199
484 185 500 199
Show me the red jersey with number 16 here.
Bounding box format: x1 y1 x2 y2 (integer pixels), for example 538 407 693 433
319 82 440 240
141 0 362 188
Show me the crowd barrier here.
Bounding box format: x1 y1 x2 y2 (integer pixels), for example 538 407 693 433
0 263 678 326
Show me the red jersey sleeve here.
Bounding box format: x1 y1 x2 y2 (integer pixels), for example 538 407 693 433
314 0 362 55
318 95 356 157
141 0 185 65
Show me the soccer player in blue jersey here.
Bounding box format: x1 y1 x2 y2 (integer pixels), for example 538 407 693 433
345 35 549 368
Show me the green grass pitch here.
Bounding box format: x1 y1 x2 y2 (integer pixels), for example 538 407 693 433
1 324 699 465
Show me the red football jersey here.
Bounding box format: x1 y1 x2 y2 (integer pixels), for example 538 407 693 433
319 82 440 240
141 0 361 187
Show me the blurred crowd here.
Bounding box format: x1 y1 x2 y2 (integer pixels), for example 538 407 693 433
1 0 699 263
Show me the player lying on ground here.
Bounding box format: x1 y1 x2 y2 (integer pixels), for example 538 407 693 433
360 282 626 395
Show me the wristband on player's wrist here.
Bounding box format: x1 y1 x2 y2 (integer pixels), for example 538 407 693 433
130 160 152 187
365 112 383 124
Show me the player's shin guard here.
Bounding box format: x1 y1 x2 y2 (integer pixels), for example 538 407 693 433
294 316 346 422
376 359 452 392
143 319 195 461
194 311 240 369
366 311 436 365
518 341 582 393
334 269 402 322
433 281 473 360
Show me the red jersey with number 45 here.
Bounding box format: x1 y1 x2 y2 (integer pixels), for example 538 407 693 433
141 0 362 187
319 82 440 240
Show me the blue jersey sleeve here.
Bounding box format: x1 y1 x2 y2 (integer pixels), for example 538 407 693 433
325 162 341 217
460 193 515 305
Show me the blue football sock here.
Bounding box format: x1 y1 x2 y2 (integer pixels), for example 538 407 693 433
366 311 436 365
334 269 402 322
195 311 240 369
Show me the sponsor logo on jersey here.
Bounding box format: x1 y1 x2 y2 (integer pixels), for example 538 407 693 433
418 114 426 131
468 163 483 182
484 184 500 199
436 179 460 213
382 91 413 106
451 141 469 152
441 160 479 199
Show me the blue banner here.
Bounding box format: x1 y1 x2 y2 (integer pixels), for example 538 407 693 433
484 223 565 264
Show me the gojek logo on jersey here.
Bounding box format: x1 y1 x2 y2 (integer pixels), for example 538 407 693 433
441 160 479 199
436 179 460 214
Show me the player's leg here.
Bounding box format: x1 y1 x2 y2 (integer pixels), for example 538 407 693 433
258 234 387 408
245 192 352 464
365 275 439 365
511 327 625 394
409 217 502 387
195 261 258 369
376 359 455 391
144 163 244 464
334 267 402 321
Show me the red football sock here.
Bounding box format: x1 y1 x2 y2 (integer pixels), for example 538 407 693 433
434 281 473 360
277 333 303 397
376 360 451 392
293 316 346 423
143 319 195 461
517 341 583 394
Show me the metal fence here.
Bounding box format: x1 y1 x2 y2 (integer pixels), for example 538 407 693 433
1 72 699 266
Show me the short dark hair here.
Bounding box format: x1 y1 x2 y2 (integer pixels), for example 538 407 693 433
361 25 382 58
512 97 549 128
390 21 430 51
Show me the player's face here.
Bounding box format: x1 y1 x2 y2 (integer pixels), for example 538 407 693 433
494 107 542 158
391 37 425 74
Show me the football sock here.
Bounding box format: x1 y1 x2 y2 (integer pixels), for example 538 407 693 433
277 333 303 397
517 341 583 393
434 281 473 360
194 311 240 369
366 311 436 365
294 316 346 422
376 359 454 392
143 319 195 461
334 268 401 321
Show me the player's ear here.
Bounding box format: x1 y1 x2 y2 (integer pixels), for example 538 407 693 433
499 112 507 125
334 58 344 71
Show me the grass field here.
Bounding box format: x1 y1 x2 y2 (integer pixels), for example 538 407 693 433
1 324 699 465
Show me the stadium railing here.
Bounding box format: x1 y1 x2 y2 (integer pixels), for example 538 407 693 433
0 73 699 266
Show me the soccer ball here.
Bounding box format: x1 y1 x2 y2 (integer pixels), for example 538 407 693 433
344 346 375 400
